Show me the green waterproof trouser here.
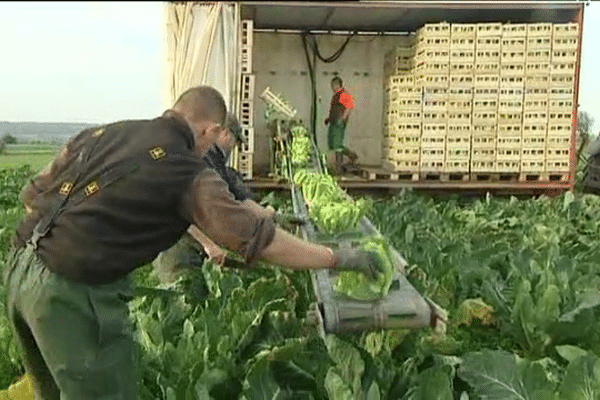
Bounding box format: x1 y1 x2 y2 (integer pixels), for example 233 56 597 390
2 244 136 400
154 232 207 285
327 120 346 152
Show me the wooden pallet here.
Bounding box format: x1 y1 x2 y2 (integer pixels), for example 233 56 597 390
362 168 419 181
470 172 520 182
519 172 570 182
420 172 470 182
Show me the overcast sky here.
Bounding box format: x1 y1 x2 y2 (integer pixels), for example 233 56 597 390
0 1 598 131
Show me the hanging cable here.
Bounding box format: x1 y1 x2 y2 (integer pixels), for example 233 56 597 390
310 31 355 63
301 32 318 144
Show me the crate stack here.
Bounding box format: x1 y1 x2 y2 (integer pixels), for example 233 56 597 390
382 40 421 175
238 20 254 179
446 24 475 175
416 23 451 174
547 23 579 179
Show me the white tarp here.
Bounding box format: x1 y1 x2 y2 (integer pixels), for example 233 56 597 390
164 2 239 111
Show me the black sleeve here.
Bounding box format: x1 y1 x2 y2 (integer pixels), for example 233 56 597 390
225 167 253 201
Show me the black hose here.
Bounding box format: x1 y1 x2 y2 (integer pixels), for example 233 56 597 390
302 32 318 145
310 32 355 63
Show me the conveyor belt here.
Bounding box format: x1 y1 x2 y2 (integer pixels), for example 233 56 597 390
288 132 446 334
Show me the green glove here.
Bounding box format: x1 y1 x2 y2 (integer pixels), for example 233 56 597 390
332 243 384 280
274 212 307 227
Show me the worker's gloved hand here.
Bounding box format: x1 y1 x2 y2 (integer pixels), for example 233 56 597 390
333 244 384 280
273 212 307 229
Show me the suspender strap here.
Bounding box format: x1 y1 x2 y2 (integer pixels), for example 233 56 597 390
28 128 105 249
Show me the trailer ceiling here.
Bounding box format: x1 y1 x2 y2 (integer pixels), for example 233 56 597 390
240 1 582 32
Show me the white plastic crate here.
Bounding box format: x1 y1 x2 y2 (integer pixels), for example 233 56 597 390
420 147 446 159
501 63 525 76
526 49 551 62
472 135 497 148
447 124 471 136
240 127 255 153
447 112 471 125
473 111 498 125
471 160 497 172
240 100 253 126
448 87 473 100
472 124 497 136
523 111 548 124
474 75 499 88
450 49 475 63
241 20 253 48
473 99 498 111
548 111 574 125
496 147 521 161
397 86 423 98
552 50 577 63
241 45 252 74
396 110 422 123
415 74 450 88
525 62 550 75
423 87 448 101
549 87 574 100
394 98 423 111
551 62 576 75
497 136 522 148
549 99 574 112
391 123 422 136
521 160 545 173
498 87 524 98
477 22 502 37
415 48 450 62
522 135 546 147
546 159 571 172
524 75 550 89
422 99 447 112
446 99 472 112
445 160 470 172
446 135 471 147
497 160 521 172
241 74 255 101
476 49 501 63
452 23 477 39
498 112 523 125
238 152 253 179
476 37 502 50
474 62 500 75
545 147 570 159
521 147 546 160
524 98 549 111
417 22 451 37
387 74 416 88
553 23 580 38
527 37 552 50
450 63 473 74
474 87 499 99
472 147 497 161
446 147 471 160
527 23 553 37
552 37 579 51
450 37 476 50
522 123 547 136
524 88 549 101
502 38 527 51
422 123 447 137
385 159 420 172
547 134 572 148
498 98 523 112
414 61 450 75
420 159 445 172
500 76 524 88
503 24 527 38
449 74 474 87
389 147 421 161
416 36 451 50
392 134 421 148
501 50 526 63
497 124 522 137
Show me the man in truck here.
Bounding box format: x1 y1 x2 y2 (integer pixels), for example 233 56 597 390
324 76 359 174
3 85 383 399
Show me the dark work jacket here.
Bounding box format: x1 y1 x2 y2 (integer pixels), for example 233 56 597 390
328 88 350 124
204 145 253 201
13 115 207 284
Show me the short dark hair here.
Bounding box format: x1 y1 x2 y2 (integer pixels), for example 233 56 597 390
173 86 227 125
331 76 343 87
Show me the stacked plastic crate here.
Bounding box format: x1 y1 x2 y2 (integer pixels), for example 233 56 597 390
238 20 254 179
382 40 421 173
415 23 451 175
547 23 579 179
446 24 475 176
471 23 502 174
518 23 551 177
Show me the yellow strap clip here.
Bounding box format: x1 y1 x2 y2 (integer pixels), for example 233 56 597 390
150 147 166 160
85 181 99 196
59 182 73 195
